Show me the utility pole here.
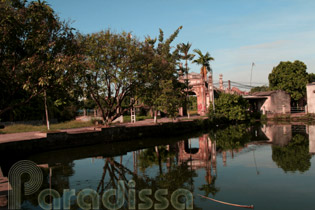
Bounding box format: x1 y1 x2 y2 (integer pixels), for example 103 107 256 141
250 62 255 87
209 72 215 113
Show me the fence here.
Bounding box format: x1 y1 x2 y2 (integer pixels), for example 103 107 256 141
291 106 306 114
76 109 97 117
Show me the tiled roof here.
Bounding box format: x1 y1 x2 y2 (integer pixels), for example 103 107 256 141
251 90 279 96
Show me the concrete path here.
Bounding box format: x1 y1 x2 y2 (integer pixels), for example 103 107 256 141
0 116 204 144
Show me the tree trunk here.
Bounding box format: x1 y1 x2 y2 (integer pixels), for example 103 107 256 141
154 110 158 124
155 146 163 175
185 60 190 118
44 90 50 130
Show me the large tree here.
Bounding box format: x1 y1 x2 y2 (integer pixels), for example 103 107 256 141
268 60 309 102
0 0 83 121
80 30 143 125
140 27 185 123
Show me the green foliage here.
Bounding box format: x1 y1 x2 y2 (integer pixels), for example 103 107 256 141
272 134 311 173
250 85 269 93
192 49 214 79
140 27 185 120
138 146 174 171
178 42 195 115
80 30 142 125
178 42 195 75
309 73 315 83
157 80 185 119
208 93 249 121
0 0 84 119
268 60 309 101
212 124 251 151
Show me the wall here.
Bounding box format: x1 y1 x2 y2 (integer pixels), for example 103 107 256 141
308 125 315 154
262 91 291 114
307 83 315 113
262 124 292 146
0 119 211 155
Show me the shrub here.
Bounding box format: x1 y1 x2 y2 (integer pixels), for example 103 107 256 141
208 93 249 122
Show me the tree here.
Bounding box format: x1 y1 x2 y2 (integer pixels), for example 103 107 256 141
179 42 195 85
179 42 195 117
309 73 315 83
192 49 214 80
80 30 142 125
209 93 249 121
212 124 251 151
272 134 311 173
157 79 185 120
0 0 84 125
268 60 309 102
140 27 184 123
250 85 269 93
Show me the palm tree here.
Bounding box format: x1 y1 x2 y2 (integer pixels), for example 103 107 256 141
179 42 195 76
192 49 214 80
179 42 195 117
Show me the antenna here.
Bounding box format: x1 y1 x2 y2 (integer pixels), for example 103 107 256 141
250 62 255 87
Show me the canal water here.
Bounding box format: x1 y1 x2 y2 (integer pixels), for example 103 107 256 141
2 123 315 210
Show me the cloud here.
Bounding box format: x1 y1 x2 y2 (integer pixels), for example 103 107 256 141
240 40 290 50
206 30 315 85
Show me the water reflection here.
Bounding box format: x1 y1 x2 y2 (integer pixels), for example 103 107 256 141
1 123 315 209
272 133 311 173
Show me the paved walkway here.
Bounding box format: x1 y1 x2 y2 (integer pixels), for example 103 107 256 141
0 116 204 144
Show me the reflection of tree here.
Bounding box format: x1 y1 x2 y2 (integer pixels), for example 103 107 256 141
93 147 200 210
137 145 200 209
96 157 136 208
212 124 251 151
199 176 220 197
199 142 220 198
272 134 311 173
154 162 197 191
138 146 175 174
21 162 74 208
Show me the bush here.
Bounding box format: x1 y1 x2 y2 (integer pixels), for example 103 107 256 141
208 93 249 122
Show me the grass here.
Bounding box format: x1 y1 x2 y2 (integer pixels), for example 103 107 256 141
0 120 94 134
123 115 152 123
188 110 198 115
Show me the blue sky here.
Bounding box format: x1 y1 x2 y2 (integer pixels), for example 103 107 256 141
46 0 315 86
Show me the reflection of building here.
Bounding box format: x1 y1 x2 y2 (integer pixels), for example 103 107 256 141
0 167 10 209
244 90 291 114
177 134 212 170
308 125 315 154
177 134 217 184
261 124 292 146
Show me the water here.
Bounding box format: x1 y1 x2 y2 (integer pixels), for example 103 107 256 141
2 123 315 210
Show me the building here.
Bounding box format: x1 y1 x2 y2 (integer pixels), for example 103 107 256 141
244 90 291 114
306 83 315 113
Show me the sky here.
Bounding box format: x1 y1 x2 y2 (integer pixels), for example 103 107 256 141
46 0 315 87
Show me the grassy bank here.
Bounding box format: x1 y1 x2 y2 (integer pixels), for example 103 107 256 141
123 115 153 122
263 113 315 123
0 120 94 134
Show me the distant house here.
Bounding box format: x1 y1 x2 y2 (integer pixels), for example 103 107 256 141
243 90 291 114
307 83 315 114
